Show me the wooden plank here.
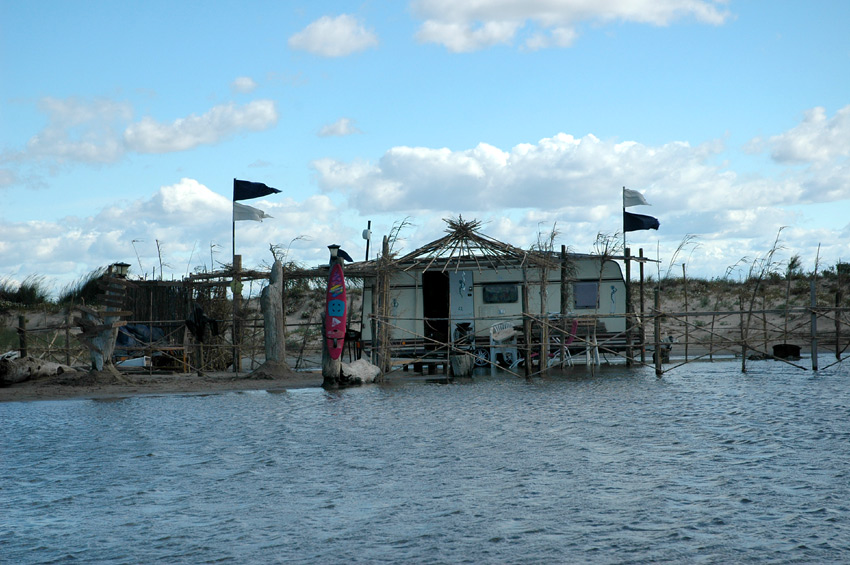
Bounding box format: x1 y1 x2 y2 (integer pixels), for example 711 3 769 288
97 280 128 292
97 295 126 307
78 321 128 336
103 310 134 317
75 304 100 316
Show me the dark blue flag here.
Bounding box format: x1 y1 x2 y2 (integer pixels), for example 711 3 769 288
233 179 281 201
624 210 660 232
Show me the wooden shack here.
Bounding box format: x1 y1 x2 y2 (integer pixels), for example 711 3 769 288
358 218 629 373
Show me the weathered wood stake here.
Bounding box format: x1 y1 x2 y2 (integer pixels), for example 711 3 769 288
836 289 842 361
625 247 632 366
811 279 818 371
654 288 662 377
639 248 646 364
522 264 531 377
17 315 27 358
739 295 747 373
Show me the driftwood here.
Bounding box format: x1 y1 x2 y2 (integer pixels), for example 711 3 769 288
261 260 287 365
0 357 77 386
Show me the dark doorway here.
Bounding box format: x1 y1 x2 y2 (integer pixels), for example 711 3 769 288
422 271 449 348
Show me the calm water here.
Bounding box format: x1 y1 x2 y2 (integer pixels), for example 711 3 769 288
2 362 849 564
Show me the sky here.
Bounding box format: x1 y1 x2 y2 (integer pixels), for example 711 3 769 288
2 0 850 294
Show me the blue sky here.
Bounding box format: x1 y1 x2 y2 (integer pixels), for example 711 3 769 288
2 0 850 292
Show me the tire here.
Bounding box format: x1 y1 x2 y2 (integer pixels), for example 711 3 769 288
472 347 489 367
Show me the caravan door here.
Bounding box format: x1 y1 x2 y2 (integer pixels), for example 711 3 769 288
449 271 475 345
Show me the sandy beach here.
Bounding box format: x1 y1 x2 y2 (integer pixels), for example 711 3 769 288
0 368 325 403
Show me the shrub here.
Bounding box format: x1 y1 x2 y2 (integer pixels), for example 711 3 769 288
0 275 52 305
57 267 107 305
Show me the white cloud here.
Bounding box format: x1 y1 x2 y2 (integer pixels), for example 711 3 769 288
312 133 790 214
308 122 850 277
4 97 279 172
416 20 520 52
0 178 349 290
231 76 258 94
765 106 850 164
411 0 731 52
318 117 363 137
0 168 16 188
123 100 278 153
21 97 132 163
288 14 378 57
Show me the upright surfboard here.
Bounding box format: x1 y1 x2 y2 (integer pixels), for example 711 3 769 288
325 262 347 360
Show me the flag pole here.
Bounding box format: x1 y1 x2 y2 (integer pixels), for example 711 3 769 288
622 186 627 257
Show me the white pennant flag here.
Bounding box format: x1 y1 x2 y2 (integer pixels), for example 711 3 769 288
233 201 272 222
623 188 650 207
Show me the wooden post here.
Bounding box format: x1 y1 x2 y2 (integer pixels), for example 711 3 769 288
64 311 71 366
811 279 819 371
625 247 632 366
739 295 747 373
682 263 689 362
17 315 27 358
522 264 531 377
559 245 568 369
232 254 242 374
761 292 768 354
836 289 842 361
370 274 379 367
639 248 646 364
379 236 391 374
539 266 548 376
653 288 662 377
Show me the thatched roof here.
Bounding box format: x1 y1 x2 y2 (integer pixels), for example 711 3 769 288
392 216 557 273
183 217 569 284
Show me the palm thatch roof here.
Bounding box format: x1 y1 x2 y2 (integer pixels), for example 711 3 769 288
393 216 558 273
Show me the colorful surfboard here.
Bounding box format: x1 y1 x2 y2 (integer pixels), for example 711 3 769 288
325 262 347 360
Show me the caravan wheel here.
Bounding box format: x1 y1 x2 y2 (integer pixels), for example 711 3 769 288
472 348 489 367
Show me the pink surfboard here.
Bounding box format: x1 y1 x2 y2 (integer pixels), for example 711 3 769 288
325 262 347 360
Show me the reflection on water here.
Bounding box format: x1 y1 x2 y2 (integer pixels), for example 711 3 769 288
2 362 849 563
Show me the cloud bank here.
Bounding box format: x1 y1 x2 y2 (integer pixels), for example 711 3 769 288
5 97 278 167
288 14 378 57
411 0 732 52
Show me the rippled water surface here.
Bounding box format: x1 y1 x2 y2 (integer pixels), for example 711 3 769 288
2 361 850 563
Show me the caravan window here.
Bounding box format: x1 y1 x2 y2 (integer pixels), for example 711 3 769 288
482 283 519 304
574 282 599 309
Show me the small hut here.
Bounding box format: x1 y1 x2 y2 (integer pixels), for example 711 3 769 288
358 218 628 373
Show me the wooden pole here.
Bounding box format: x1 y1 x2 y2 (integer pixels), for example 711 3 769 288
653 288 662 377
539 265 549 376
836 289 842 361
682 263 689 362
64 311 71 366
17 315 27 358
625 247 632 366
560 245 568 369
370 273 378 367
739 295 747 373
380 236 391 374
232 254 242 374
522 263 531 377
811 279 819 371
639 248 646 364
761 292 768 354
